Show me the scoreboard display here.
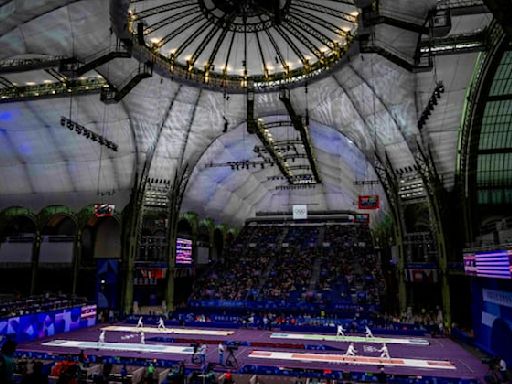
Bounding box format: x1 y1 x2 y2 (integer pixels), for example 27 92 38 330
464 249 512 279
176 238 193 266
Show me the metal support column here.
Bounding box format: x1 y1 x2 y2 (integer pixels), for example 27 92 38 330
72 229 82 296
30 231 41 295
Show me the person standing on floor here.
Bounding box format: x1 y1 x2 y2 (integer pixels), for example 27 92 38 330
379 343 390 359
345 343 357 356
98 330 106 345
218 342 225 366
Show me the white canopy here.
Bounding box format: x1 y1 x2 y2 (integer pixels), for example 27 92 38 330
0 0 493 225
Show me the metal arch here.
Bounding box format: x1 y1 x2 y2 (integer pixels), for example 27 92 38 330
285 14 337 50
205 15 235 70
171 19 215 60
190 14 230 66
276 20 324 60
260 24 289 71
160 14 207 47
132 0 195 20
223 30 237 72
271 24 308 64
293 0 357 23
289 8 348 37
255 32 268 74
200 3 275 33
319 0 357 5
145 7 201 34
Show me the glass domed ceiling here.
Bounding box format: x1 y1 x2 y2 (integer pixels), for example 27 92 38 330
128 0 359 92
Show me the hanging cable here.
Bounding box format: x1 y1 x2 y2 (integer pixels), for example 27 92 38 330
96 31 113 198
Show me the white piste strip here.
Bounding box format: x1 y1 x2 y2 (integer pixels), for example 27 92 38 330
249 351 455 370
101 325 234 336
42 340 194 354
270 332 429 345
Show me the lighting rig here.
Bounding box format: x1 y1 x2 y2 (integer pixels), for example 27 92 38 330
276 184 317 191
354 180 380 185
417 82 445 130
143 179 171 209
60 116 119 151
205 160 275 171
395 165 426 201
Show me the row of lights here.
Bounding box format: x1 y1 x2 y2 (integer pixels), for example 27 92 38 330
275 184 317 191
418 82 445 130
229 161 271 170
147 178 170 185
60 117 118 151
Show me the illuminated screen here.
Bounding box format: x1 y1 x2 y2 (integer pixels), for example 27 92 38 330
354 214 370 224
94 204 115 217
176 238 193 265
474 250 512 279
463 253 477 276
358 195 380 210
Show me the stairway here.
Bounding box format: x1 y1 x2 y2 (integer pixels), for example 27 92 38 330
278 226 289 246
316 226 326 247
308 257 323 290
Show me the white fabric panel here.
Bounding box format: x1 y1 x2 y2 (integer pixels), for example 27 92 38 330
196 247 209 265
0 242 33 263
39 240 74 264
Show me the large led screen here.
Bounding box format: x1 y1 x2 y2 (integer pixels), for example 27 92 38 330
176 238 193 266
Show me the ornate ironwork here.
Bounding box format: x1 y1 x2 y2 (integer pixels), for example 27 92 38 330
126 0 358 92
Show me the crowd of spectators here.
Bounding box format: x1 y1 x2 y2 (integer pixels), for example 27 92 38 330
376 306 445 333
0 293 87 318
282 225 319 248
262 248 317 299
192 250 273 301
191 223 384 309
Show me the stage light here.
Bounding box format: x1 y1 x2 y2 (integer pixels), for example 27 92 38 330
60 116 118 152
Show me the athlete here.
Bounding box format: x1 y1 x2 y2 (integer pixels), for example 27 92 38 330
136 316 144 328
218 342 225 365
140 331 145 344
98 330 106 345
379 343 390 359
337 324 346 337
157 317 166 330
365 325 374 338
345 342 357 356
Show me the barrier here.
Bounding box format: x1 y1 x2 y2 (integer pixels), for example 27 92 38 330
0 304 96 342
187 299 376 313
